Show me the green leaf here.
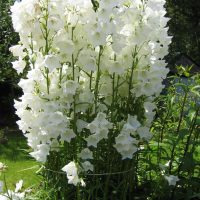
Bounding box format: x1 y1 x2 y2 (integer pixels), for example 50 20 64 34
174 83 189 92
181 153 195 172
195 116 200 126
178 129 188 140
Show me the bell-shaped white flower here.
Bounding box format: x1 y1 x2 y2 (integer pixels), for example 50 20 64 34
11 59 26 74
44 55 61 72
79 148 93 160
62 161 85 187
82 161 94 172
123 115 141 133
164 175 179 186
137 126 152 141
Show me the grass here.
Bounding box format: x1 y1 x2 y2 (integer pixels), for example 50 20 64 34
0 128 41 191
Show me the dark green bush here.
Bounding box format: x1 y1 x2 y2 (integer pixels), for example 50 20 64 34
0 0 19 84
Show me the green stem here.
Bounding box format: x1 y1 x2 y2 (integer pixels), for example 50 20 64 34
177 107 199 175
3 174 12 200
169 91 188 173
72 54 75 80
127 47 138 113
77 185 81 200
94 46 103 113
157 101 171 164
46 69 50 94
71 27 75 81
134 152 139 191
59 67 63 86
111 73 115 121
89 71 93 91
44 4 49 55
70 26 80 161
160 106 171 143
41 1 51 94
191 123 200 154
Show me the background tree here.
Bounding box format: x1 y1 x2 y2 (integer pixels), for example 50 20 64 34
0 0 19 127
0 0 19 84
166 0 200 65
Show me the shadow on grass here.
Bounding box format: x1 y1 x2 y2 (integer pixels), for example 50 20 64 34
0 131 32 161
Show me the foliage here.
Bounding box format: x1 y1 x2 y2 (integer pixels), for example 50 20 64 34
166 0 200 64
0 129 5 140
0 0 19 84
150 69 200 199
0 128 8 145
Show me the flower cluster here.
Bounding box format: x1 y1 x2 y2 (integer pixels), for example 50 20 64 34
0 180 28 200
11 0 171 186
86 112 113 147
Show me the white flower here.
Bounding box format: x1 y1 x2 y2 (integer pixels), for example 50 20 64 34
114 142 138 159
82 161 94 172
165 160 171 167
5 190 25 200
0 194 7 200
15 180 23 193
114 131 139 159
57 39 74 55
62 161 77 177
63 80 78 95
76 119 88 133
123 115 141 133
164 175 180 186
77 49 97 72
62 161 85 187
137 127 152 141
85 134 99 148
85 113 112 147
12 59 26 74
0 181 3 193
44 55 61 72
79 148 93 160
9 45 25 58
60 129 76 143
144 101 156 126
30 144 50 162
85 22 107 47
108 60 125 75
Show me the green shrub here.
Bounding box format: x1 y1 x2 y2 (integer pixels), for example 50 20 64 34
0 0 19 84
151 68 200 199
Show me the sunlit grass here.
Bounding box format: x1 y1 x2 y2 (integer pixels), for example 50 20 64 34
0 131 41 190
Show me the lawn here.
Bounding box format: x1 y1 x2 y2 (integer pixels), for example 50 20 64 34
0 128 41 191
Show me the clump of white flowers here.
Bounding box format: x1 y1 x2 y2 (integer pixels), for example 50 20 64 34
0 180 28 200
11 0 171 186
